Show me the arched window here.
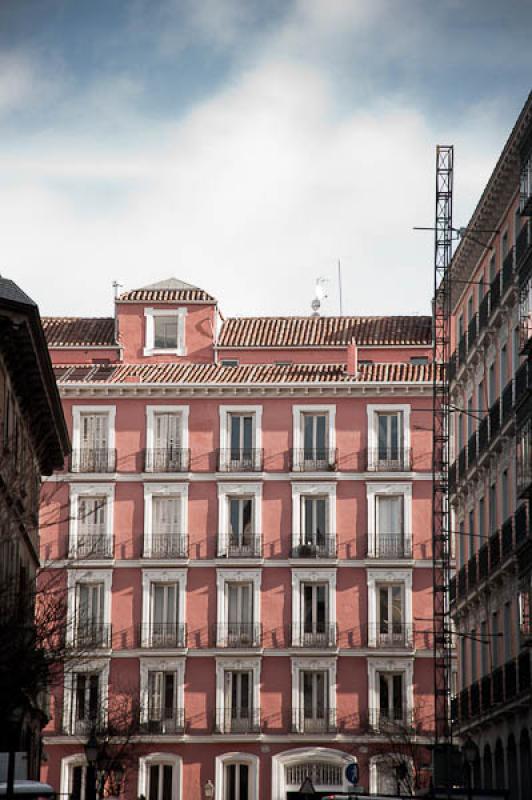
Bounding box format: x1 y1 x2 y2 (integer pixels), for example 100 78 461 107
215 753 258 800
494 739 505 790
60 755 88 800
271 748 356 800
483 744 493 790
138 754 181 800
520 729 531 800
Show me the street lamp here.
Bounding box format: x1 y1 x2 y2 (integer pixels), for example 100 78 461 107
84 730 99 800
462 736 476 800
204 780 214 799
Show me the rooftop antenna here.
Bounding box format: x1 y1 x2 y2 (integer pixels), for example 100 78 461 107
112 280 123 301
337 260 344 315
310 277 329 317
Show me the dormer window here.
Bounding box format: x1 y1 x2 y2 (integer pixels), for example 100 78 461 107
144 308 187 356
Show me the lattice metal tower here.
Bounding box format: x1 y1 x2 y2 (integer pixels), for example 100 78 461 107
432 146 454 757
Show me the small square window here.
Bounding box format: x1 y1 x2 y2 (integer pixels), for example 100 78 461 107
410 356 428 365
221 359 239 367
154 316 179 349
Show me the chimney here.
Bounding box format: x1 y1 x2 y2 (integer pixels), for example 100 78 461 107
346 339 358 376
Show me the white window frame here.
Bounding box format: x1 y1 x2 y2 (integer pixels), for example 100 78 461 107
217 483 262 557
215 753 259 800
60 755 89 800
215 656 261 725
144 307 187 356
69 483 115 557
143 483 189 558
291 568 336 647
291 657 336 733
137 753 182 800
291 482 336 555
218 405 263 470
145 405 190 452
367 657 414 726
141 569 187 648
366 403 411 468
292 404 336 453
366 482 412 558
369 754 414 795
66 568 112 647
216 569 261 646
72 404 116 456
366 569 412 647
63 659 110 735
139 657 185 727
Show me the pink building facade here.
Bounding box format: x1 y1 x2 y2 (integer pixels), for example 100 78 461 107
41 279 436 799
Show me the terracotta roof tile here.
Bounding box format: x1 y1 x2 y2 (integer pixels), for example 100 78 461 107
218 316 432 348
53 361 437 385
118 279 215 304
43 317 116 347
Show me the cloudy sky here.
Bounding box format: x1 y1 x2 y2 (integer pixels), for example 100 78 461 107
0 0 530 318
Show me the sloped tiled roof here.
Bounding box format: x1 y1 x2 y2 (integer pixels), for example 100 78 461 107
42 317 116 347
218 316 432 348
118 277 216 304
53 361 437 385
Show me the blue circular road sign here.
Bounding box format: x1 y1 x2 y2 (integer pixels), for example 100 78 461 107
345 763 359 786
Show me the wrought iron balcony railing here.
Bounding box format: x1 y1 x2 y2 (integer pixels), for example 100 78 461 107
365 448 412 472
144 448 190 472
215 707 261 734
369 533 413 559
144 533 188 558
140 707 185 734
367 623 413 648
70 533 113 559
217 448 263 472
70 448 116 473
502 246 515 294
367 708 414 732
291 536 337 558
217 533 262 558
214 623 262 648
74 622 112 649
138 623 187 649
290 448 337 472
291 624 337 648
291 707 337 734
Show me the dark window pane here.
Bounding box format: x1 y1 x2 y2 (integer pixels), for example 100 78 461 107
149 766 159 800
162 765 173 800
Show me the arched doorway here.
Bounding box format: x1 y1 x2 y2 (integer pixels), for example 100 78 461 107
520 729 531 800
271 747 357 800
483 744 493 790
507 734 518 799
494 739 505 790
472 750 481 789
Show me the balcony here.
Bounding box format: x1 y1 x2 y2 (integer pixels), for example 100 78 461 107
515 359 531 408
63 711 106 736
145 532 188 559
217 448 263 472
74 622 112 649
520 302 532 354
478 542 489 579
215 707 261 734
291 536 336 559
70 448 116 473
448 352 457 384
515 503 529 546
367 623 413 648
478 292 490 335
502 379 514 425
367 708 414 732
458 446 466 479
458 333 467 367
366 447 412 472
489 529 501 569
489 397 501 441
467 554 477 590
369 533 413 559
291 624 337 648
467 432 477 467
292 707 337 734
214 623 262 648
501 516 515 558
140 707 185 734
467 313 477 350
490 271 501 316
70 532 113 559
217 533 262 558
144 448 190 472
516 219 532 285
517 420 532 496
290 448 337 472
138 623 187 649
478 415 489 456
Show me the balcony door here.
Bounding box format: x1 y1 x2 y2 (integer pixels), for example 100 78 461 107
148 764 174 800
147 670 176 728
153 413 183 469
378 672 404 724
302 583 327 644
376 412 402 465
229 497 253 551
74 672 99 730
301 496 327 549
303 413 327 460
377 584 404 645
78 497 106 544
152 497 182 555
151 583 179 646
227 582 253 644
301 670 328 730
230 414 254 465
375 495 404 556
79 413 109 470
224 670 252 729
77 582 104 643
224 763 249 800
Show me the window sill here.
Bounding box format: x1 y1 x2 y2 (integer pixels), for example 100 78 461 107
143 347 185 356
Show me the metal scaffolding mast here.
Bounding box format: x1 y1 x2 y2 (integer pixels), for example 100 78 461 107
432 146 453 756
